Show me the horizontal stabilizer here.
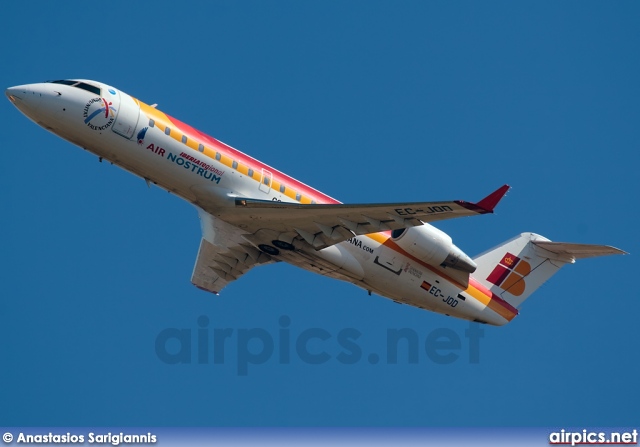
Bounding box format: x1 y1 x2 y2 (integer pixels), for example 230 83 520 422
532 241 627 260
473 232 626 309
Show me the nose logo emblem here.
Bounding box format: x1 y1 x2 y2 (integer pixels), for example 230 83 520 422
83 97 117 131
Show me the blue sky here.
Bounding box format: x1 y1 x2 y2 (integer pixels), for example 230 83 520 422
1 1 638 426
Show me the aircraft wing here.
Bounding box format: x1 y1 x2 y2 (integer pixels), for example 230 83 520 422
215 185 509 250
191 213 276 294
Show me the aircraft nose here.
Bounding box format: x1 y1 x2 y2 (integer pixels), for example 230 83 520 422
6 84 44 117
6 85 25 102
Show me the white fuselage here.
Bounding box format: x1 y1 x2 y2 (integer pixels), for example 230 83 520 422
6 80 515 325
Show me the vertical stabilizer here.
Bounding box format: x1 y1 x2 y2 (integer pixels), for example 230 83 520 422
472 232 625 308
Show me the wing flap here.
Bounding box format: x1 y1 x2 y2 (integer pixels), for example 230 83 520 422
215 185 509 251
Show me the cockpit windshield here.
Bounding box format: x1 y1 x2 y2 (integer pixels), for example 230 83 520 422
47 80 101 96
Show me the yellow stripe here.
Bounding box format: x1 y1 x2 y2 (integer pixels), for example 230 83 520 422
138 100 516 321
365 232 516 321
137 100 312 203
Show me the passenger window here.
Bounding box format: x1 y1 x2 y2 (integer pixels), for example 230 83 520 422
165 127 171 135
215 153 221 161
232 161 238 169
296 193 301 201
181 135 187 144
149 119 155 127
280 185 285 193
248 169 254 177
198 144 204 152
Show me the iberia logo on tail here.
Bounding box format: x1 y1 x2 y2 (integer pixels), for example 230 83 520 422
486 253 531 296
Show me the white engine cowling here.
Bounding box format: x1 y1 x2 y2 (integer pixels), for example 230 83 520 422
391 224 477 273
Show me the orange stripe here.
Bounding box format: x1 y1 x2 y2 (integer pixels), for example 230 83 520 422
137 101 337 206
366 232 518 322
138 101 518 322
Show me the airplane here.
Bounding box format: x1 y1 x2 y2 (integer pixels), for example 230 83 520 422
5 79 626 326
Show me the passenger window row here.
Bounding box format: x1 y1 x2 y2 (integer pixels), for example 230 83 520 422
148 119 315 204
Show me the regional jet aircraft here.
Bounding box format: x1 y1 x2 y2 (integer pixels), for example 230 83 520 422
6 80 625 325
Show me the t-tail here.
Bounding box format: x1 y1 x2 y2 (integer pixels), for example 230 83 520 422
472 232 626 309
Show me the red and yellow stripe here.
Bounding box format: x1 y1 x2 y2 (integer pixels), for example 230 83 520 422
137 100 518 322
137 100 340 206
367 232 519 322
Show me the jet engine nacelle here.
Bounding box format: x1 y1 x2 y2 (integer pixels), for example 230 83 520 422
391 224 477 273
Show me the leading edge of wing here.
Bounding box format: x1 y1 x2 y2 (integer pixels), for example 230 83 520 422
220 185 510 251
234 184 510 218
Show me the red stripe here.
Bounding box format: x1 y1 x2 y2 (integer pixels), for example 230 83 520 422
382 237 518 320
158 107 519 321
469 277 519 316
165 114 340 205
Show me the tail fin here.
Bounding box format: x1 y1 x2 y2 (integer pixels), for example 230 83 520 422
472 232 626 308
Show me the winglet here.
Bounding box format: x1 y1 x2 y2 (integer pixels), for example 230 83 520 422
475 184 510 213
